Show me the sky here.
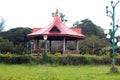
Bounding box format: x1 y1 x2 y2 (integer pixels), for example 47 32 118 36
0 0 120 35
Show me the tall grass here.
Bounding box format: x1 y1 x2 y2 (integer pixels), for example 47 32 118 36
0 64 120 80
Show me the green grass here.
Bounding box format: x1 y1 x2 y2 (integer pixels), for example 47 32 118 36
0 64 120 80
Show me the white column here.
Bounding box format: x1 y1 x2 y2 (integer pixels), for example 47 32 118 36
30 40 34 53
44 40 47 53
33 39 37 50
76 40 79 50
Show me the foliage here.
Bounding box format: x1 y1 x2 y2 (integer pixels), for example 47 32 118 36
102 46 120 56
54 52 62 56
0 37 30 54
115 46 120 53
0 37 14 53
90 55 111 65
14 44 25 55
73 19 105 38
0 54 35 64
58 55 91 65
1 27 32 46
79 35 110 54
72 19 110 55
1 54 120 65
0 27 32 53
0 17 5 32
52 12 68 23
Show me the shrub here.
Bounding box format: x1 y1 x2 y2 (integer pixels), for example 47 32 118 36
0 54 120 65
14 44 25 55
53 55 91 65
90 55 111 65
54 52 62 56
0 54 34 64
116 57 120 65
39 56 54 64
0 39 14 53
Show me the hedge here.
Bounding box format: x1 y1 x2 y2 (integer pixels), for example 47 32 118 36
0 54 36 64
0 54 120 65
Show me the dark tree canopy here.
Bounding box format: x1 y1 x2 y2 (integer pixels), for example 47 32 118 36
73 19 110 54
1 27 32 46
73 19 105 38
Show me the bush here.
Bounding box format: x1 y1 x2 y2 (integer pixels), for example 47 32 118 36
0 54 120 65
14 44 25 55
0 54 34 64
116 57 120 65
90 55 111 65
58 55 91 65
0 39 14 53
54 52 62 56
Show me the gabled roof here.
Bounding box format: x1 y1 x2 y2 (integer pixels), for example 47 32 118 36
27 10 85 40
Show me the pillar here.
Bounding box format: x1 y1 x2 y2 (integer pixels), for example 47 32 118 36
66 40 67 50
33 39 39 50
36 39 39 50
44 40 47 53
76 40 79 50
33 39 36 50
63 37 66 54
49 40 52 53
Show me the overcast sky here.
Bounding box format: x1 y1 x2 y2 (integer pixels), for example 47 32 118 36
0 0 120 35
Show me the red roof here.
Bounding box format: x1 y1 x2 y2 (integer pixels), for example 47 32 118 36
27 10 85 40
32 28 42 32
71 28 82 34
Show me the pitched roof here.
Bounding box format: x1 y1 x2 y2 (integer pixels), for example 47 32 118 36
27 10 85 40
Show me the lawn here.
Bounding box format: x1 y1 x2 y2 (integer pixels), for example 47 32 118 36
0 64 120 80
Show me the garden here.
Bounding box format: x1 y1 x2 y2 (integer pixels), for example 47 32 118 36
0 53 120 80
0 12 120 80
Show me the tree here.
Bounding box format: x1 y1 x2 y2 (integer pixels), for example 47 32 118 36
73 19 105 38
1 27 32 47
0 27 32 54
52 12 68 23
0 37 14 53
0 18 5 32
73 19 110 55
79 35 110 55
73 21 79 27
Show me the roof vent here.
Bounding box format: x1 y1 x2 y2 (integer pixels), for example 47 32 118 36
49 25 61 33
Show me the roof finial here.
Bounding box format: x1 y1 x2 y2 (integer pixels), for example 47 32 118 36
56 9 59 16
